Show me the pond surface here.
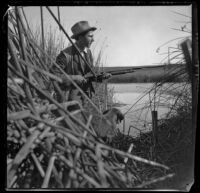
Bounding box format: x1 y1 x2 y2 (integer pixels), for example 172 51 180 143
107 83 186 137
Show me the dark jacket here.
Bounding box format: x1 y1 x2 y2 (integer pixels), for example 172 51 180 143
52 45 95 104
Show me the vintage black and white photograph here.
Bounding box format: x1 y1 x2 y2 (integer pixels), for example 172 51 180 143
6 3 198 191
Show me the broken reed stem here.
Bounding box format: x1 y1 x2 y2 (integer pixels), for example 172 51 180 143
122 143 134 168
57 6 61 30
8 175 18 188
21 7 34 39
8 100 80 121
28 115 80 139
41 155 56 188
57 108 81 135
86 115 93 128
99 144 170 170
15 7 37 115
31 152 45 177
11 7 48 73
74 129 89 165
96 144 107 187
40 6 45 53
8 38 23 74
135 173 175 188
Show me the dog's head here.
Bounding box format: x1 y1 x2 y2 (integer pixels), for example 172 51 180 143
103 108 124 124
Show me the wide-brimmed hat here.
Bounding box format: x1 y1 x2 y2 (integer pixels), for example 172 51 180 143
71 21 97 39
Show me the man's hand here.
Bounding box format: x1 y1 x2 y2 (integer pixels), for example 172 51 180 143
61 75 87 87
84 72 112 82
72 75 87 85
102 73 112 79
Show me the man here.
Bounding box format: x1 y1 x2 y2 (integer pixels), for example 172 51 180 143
52 21 111 109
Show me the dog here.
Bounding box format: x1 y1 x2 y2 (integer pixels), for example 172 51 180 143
54 101 124 144
81 107 124 143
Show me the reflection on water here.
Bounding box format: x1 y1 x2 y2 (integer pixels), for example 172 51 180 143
107 83 183 137
108 83 153 94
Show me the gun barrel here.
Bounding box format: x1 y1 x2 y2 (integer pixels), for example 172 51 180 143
108 68 142 75
104 67 142 74
110 70 135 75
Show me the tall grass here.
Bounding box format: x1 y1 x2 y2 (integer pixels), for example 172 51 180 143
31 25 66 69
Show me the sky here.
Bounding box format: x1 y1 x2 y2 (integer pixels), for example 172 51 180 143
22 5 192 67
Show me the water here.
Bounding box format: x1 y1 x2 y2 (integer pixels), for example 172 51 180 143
107 83 186 137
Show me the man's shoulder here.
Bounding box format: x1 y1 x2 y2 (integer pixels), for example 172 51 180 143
56 46 74 60
62 45 74 55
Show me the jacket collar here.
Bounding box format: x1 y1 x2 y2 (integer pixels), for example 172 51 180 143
73 43 88 54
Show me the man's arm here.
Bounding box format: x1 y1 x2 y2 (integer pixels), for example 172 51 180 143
51 51 86 87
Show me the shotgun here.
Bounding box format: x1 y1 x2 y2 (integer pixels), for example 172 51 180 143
84 67 142 82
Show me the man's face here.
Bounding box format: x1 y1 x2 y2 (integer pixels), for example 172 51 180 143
80 31 94 48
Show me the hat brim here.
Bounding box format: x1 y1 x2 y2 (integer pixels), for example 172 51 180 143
71 27 97 39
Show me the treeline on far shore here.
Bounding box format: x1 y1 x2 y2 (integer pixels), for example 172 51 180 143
103 64 188 83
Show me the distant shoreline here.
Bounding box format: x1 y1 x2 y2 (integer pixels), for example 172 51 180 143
112 103 128 107
102 64 187 83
